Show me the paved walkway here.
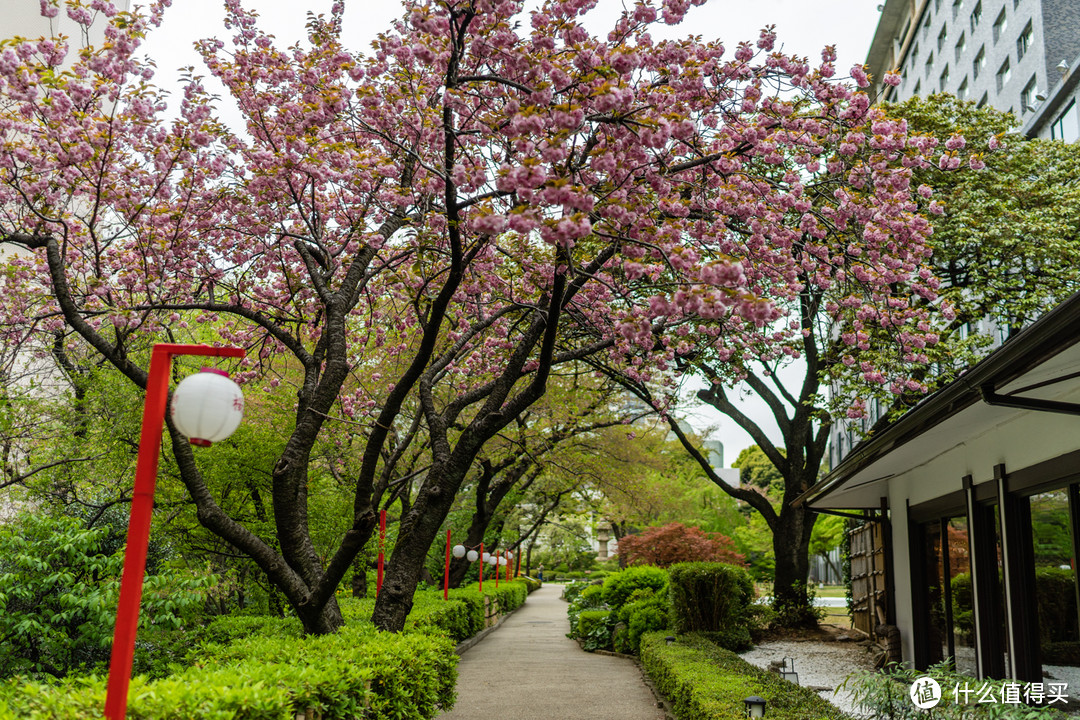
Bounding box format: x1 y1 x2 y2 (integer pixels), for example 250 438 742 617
438 584 665 720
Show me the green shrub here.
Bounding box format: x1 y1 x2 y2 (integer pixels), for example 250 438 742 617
517 575 542 593
668 562 754 651
576 610 613 651
1036 567 1078 645
639 632 852 720
580 584 605 607
601 565 668 608
0 515 218 681
621 596 669 655
950 572 974 635
0 625 457 720
561 579 592 604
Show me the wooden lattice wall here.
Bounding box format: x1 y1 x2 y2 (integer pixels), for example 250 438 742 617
849 521 888 638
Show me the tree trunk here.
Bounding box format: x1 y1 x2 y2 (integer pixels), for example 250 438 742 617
371 466 467 631
770 502 817 627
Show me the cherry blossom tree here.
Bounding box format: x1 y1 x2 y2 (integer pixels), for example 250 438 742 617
0 0 961 632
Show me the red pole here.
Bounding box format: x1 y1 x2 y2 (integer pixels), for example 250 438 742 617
376 509 386 598
507 552 511 582
104 344 242 720
479 542 484 592
496 551 500 588
443 529 451 601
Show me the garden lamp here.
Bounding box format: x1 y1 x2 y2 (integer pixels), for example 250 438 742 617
743 696 767 717
452 544 467 558
170 368 244 446
780 658 799 685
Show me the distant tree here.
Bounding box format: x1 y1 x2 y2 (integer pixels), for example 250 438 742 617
617 522 744 568
732 445 785 499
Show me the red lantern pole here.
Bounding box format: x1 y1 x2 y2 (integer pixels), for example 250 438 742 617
506 553 511 582
104 344 243 720
443 529 451 601
478 542 484 592
376 509 386 598
495 551 500 588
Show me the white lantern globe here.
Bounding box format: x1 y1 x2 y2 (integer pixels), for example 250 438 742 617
452 545 467 559
505 551 513 560
488 556 498 566
482 552 491 562
499 557 507 566
466 550 479 562
171 368 245 447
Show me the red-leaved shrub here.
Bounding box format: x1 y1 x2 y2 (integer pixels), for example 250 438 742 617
617 523 745 568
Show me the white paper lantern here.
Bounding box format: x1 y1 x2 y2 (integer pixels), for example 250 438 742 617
466 550 479 562
482 552 491 562
171 368 245 447
488 556 498 565
499 557 507 566
505 551 513 560
452 544 466 558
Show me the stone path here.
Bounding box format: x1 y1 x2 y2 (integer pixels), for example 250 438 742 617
438 584 666 720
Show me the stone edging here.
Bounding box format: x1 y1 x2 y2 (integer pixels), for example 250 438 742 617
452 598 529 655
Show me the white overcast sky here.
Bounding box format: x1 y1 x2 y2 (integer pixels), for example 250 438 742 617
141 0 880 464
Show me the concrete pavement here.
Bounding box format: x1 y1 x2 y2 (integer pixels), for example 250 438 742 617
438 583 666 720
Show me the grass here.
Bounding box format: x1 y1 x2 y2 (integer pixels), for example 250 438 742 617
813 585 847 598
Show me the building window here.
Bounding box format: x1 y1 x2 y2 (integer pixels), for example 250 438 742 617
973 46 985 78
911 41 920 65
977 92 988 107
953 0 963 19
927 51 935 77
958 76 969 99
970 0 982 31
955 32 966 62
1017 21 1033 60
1021 75 1037 112
923 10 933 36
915 79 922 95
938 24 948 52
940 64 950 91
1051 101 1079 142
996 58 1011 91
992 8 1007 42
936 0 943 11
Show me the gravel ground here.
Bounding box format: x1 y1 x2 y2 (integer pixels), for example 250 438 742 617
738 637 879 718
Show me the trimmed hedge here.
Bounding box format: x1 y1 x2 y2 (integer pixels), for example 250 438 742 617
0 577 536 719
0 625 456 720
668 562 754 651
639 632 852 720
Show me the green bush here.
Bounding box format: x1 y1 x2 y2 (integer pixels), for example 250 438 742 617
576 610 613 651
1036 567 1078 645
601 565 668 608
639 632 852 720
561 579 592 604
950 572 974 635
0 624 457 720
620 595 669 655
517 575 542 593
667 562 754 651
0 514 218 681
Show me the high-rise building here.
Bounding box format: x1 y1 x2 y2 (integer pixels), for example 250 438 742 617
866 0 1080 140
